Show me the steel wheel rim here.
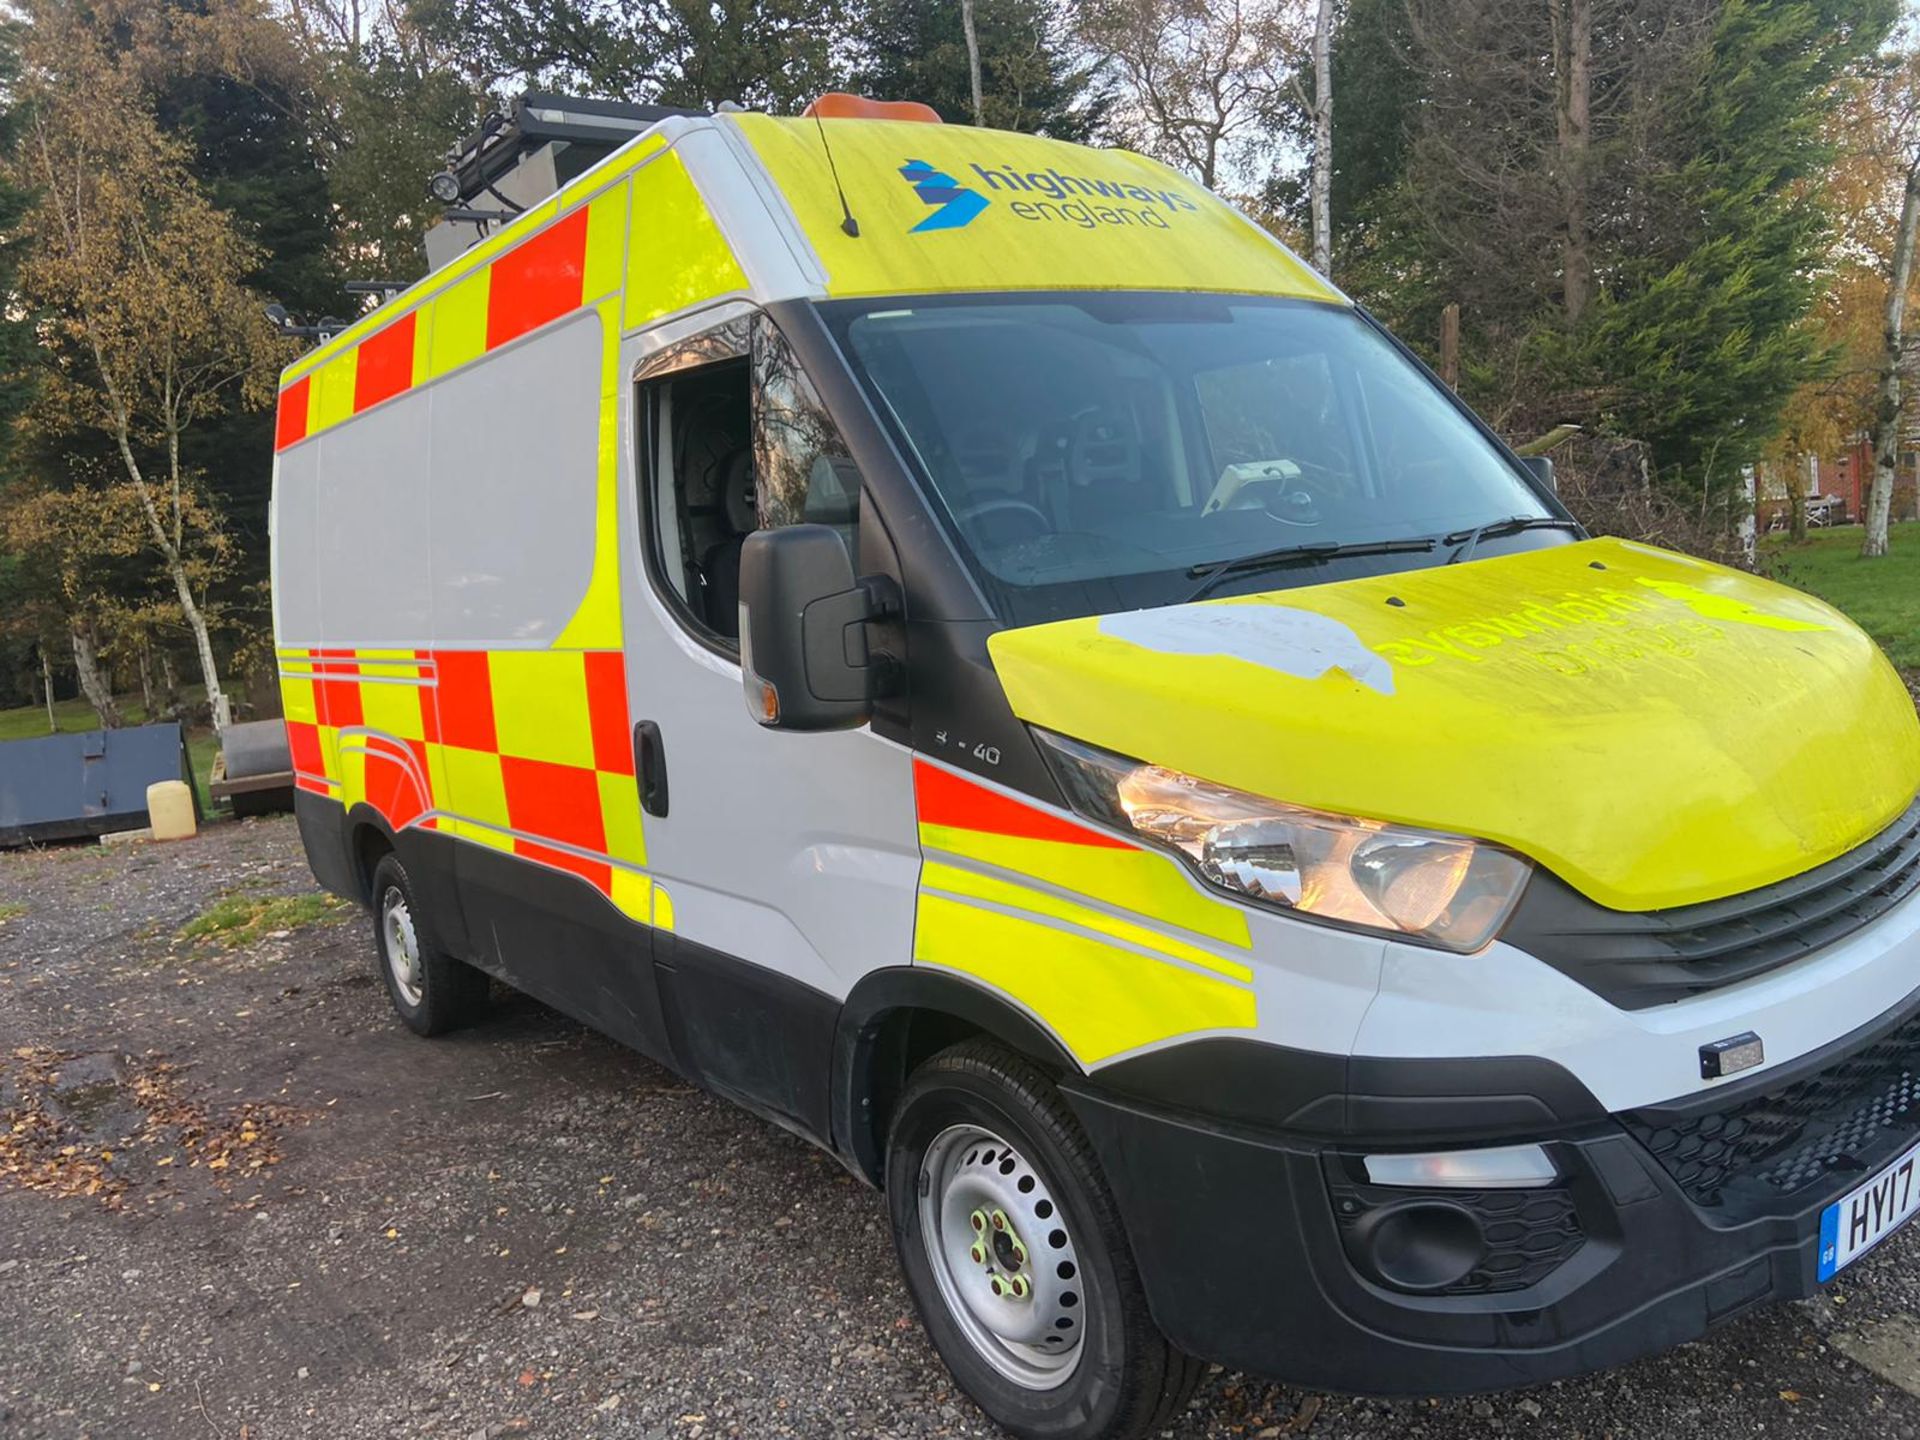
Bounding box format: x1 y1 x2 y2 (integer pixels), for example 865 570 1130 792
917 1123 1087 1390
380 887 424 1007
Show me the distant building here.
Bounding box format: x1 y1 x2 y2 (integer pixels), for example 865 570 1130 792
1757 440 1918 530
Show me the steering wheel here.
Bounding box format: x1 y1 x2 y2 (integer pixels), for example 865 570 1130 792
955 495 1054 545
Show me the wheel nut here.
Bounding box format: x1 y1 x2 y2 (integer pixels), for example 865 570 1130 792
1008 1275 1030 1299
988 1275 1007 1297
990 1209 1008 1232
1010 1240 1027 1266
970 1209 987 1233
968 1242 986 1265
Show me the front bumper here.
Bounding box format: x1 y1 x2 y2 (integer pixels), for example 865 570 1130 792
1063 982 1920 1396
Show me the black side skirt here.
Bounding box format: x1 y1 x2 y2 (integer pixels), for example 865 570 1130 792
292 791 840 1148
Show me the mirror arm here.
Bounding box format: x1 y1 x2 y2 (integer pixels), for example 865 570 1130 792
853 575 904 697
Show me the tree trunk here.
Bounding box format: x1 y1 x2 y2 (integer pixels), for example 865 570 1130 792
160 651 181 720
1792 454 1812 541
92 360 233 735
1553 0 1593 324
41 645 56 734
137 635 154 718
1440 302 1460 389
1866 160 1920 558
70 622 119 729
169 563 231 733
1311 0 1335 276
960 0 985 127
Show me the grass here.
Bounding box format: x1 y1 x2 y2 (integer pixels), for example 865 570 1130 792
0 687 227 811
1761 523 1920 672
0 901 25 924
176 890 347 949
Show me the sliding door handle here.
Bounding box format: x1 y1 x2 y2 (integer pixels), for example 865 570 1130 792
634 720 668 818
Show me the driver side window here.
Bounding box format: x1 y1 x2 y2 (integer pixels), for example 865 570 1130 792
639 314 859 651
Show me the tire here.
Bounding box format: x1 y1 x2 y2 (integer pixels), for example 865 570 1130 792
368 852 489 1036
886 1039 1204 1440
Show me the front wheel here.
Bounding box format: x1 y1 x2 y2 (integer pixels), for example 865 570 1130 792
886 1040 1203 1440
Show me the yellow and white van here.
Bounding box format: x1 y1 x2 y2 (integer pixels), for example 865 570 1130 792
270 93 1920 1438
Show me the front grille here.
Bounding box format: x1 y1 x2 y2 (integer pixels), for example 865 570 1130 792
1502 797 1920 1009
1329 1181 1585 1295
1624 1002 1920 1214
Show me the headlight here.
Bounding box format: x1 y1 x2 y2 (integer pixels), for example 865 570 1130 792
1035 731 1530 952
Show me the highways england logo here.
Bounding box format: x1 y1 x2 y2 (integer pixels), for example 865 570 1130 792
898 156 1201 236
898 159 990 231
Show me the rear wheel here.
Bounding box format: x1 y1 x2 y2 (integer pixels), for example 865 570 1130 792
369 852 489 1036
886 1040 1203 1440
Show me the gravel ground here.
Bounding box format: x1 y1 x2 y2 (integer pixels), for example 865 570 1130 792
3 818 1920 1439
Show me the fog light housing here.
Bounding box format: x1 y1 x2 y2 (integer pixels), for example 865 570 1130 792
1352 1200 1487 1293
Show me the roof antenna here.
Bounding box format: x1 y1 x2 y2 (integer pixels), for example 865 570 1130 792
812 111 860 238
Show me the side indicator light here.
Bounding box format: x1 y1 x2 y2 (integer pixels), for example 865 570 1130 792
1700 1031 1764 1080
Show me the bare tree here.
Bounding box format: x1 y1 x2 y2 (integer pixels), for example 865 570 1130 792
1866 158 1920 557
11 3 289 736
1079 0 1290 192
961 0 986 125
1308 0 1332 273
1550 0 1593 322
1858 50 1920 559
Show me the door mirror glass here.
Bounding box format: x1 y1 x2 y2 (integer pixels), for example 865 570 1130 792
739 524 875 731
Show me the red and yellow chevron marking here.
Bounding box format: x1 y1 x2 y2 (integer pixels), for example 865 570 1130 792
913 759 1133 850
279 645 655 923
273 183 629 452
910 761 1256 1066
272 143 749 456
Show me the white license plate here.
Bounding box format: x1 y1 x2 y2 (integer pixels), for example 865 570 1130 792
1819 1140 1920 1280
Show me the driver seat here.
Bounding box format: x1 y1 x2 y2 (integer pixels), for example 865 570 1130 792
1051 405 1147 531
700 450 758 636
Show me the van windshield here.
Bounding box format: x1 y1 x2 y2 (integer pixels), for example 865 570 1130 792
822 292 1562 625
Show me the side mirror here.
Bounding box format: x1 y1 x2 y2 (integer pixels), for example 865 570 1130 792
739 524 877 731
1520 455 1556 494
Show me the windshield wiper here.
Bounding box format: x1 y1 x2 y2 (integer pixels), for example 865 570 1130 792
1184 537 1438 602
1444 515 1583 565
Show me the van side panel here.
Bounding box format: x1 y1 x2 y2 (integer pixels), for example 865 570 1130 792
272 173 678 1051
272 138 879 1123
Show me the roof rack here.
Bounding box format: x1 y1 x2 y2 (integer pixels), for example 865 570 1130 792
424 91 707 268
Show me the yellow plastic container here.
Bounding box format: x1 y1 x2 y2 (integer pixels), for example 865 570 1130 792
146 780 196 841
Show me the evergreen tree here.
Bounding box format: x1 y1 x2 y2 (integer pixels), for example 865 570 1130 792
1337 0 1893 490
1575 0 1895 481
152 15 341 612
408 0 849 114
0 18 54 711
0 21 38 455
855 0 1107 138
